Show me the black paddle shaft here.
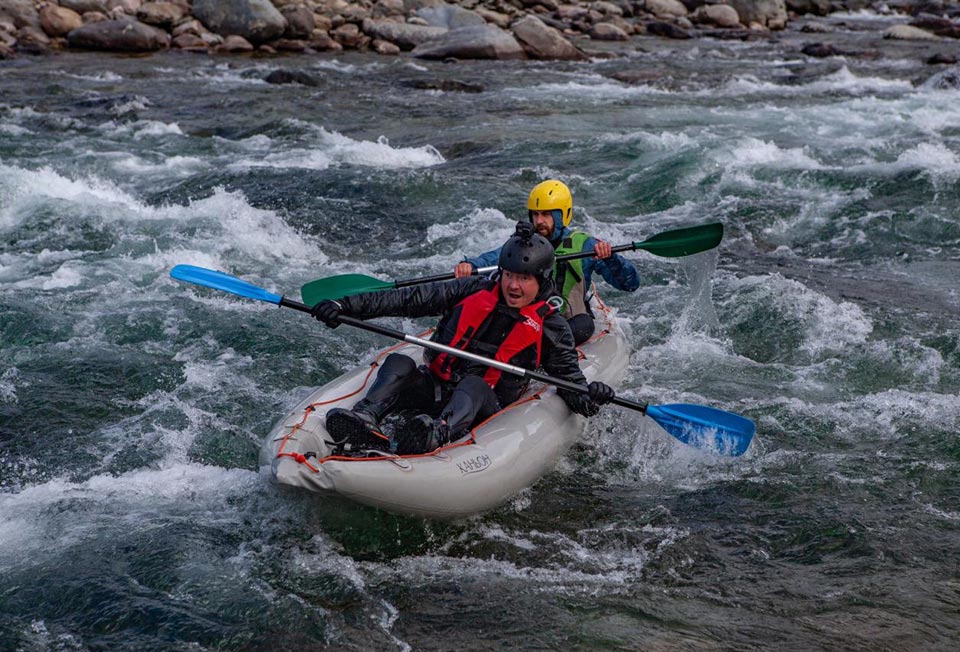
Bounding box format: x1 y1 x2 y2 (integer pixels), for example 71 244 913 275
279 297 649 414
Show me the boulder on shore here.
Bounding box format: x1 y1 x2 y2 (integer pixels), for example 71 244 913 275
511 15 587 60
192 0 286 44
412 24 526 60
66 18 170 51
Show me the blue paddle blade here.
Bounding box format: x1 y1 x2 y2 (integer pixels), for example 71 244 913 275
646 403 755 457
170 265 283 305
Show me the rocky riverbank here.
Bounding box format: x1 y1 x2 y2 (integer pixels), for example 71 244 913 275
0 0 959 64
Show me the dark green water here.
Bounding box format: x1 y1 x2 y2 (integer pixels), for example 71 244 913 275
1 33 958 651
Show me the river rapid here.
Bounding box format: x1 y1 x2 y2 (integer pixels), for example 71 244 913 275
2 22 959 652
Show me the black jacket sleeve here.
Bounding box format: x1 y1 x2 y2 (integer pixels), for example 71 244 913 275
338 276 493 320
540 313 599 416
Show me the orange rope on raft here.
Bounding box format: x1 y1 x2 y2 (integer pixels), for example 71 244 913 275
273 337 420 469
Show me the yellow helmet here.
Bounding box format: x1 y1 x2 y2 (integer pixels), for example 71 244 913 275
527 179 573 228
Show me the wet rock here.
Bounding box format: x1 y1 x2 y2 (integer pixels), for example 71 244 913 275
609 68 669 84
511 15 587 60
412 24 526 59
192 0 286 44
67 17 170 50
264 68 321 85
926 52 957 64
801 41 841 57
646 21 691 39
911 15 960 38
884 24 940 40
404 78 485 92
920 65 960 88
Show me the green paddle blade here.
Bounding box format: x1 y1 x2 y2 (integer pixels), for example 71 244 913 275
635 222 723 257
301 273 394 305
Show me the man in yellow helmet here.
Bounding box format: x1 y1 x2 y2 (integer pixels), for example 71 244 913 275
455 180 639 344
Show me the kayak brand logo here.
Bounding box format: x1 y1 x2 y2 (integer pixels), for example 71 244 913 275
457 454 492 475
523 317 541 333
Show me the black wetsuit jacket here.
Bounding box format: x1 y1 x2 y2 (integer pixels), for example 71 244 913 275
337 275 597 415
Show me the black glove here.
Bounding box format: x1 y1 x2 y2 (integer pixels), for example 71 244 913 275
587 381 615 405
311 299 343 328
567 393 600 417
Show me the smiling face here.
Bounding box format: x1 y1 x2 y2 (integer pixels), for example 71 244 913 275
530 210 555 239
500 269 539 308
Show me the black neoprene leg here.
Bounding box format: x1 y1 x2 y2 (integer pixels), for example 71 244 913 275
438 374 501 439
356 353 434 421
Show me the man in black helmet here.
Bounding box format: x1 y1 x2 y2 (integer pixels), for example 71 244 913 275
310 222 617 456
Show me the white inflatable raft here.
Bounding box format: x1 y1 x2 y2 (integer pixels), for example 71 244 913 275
259 298 630 519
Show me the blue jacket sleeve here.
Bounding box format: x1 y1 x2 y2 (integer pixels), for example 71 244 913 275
463 246 502 271
581 236 640 292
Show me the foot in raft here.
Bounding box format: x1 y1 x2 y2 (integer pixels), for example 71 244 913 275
325 408 390 453
395 414 451 455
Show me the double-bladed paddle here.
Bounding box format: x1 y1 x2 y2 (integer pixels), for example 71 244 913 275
170 263 755 457
301 222 723 305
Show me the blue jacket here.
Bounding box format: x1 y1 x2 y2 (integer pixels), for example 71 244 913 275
465 225 640 296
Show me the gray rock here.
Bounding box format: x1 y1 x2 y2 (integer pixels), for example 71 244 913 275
727 0 787 28
1 0 40 28
412 24 526 60
60 0 110 14
590 22 630 41
511 15 587 60
193 0 287 44
136 2 185 28
361 18 447 49
66 17 170 51
280 5 313 39
415 3 486 29
786 0 831 16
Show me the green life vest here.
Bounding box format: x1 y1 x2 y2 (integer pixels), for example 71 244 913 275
554 231 591 319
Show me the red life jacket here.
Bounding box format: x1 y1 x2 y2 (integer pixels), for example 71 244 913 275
429 285 555 389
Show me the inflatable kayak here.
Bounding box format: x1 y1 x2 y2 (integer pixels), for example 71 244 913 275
259 297 630 519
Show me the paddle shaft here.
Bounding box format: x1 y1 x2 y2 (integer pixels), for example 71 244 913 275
391 242 662 288
278 296 647 413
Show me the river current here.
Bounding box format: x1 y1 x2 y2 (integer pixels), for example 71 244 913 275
1 23 959 652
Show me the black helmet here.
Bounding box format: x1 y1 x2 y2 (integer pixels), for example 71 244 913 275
498 221 555 280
